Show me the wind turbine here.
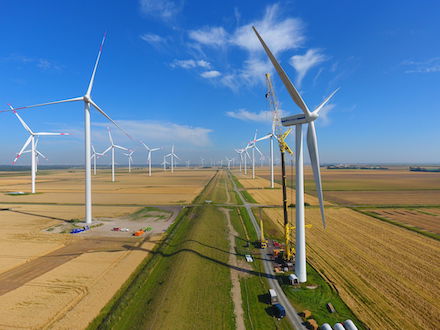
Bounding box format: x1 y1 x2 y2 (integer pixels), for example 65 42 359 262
225 157 233 169
91 145 100 175
102 127 128 182
22 137 48 173
5 34 130 224
247 130 263 179
200 157 205 167
141 142 160 176
256 73 282 188
186 160 190 168
166 145 180 173
253 26 338 282
234 149 244 172
11 107 69 193
123 149 134 173
162 155 170 171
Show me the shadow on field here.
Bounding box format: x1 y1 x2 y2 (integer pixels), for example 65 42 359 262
3 208 71 223
159 238 270 262
122 244 275 279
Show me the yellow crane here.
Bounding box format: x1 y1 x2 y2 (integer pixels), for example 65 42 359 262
265 73 295 260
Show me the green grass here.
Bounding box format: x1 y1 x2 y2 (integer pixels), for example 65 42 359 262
241 190 257 204
89 171 236 329
228 207 291 329
280 264 366 329
129 206 171 220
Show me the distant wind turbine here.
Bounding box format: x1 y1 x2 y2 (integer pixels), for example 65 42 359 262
141 142 160 176
166 145 180 173
102 127 128 182
123 149 134 173
11 106 68 193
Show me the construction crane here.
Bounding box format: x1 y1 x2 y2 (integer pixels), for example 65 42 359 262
265 73 295 261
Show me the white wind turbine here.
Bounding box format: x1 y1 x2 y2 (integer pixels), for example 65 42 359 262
186 160 190 168
141 142 160 176
247 130 263 179
234 149 244 172
22 137 48 173
123 149 134 173
162 155 170 171
225 157 233 170
254 26 338 282
256 73 282 188
6 34 130 224
102 127 128 182
200 157 205 167
11 107 69 193
91 145 100 175
166 145 180 173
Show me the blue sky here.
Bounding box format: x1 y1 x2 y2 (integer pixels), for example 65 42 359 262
0 0 439 165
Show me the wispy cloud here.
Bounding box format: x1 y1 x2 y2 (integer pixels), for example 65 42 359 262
289 49 327 87
1 54 61 71
226 109 273 122
139 0 182 21
94 120 213 147
140 33 168 49
186 4 305 91
200 70 221 78
401 57 440 73
171 59 211 69
188 27 228 47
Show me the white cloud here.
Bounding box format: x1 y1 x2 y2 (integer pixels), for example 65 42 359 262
402 57 440 73
2 54 61 71
289 49 327 87
226 109 273 122
231 4 304 55
94 120 213 147
139 0 181 21
186 4 305 91
200 70 221 78
171 59 212 69
188 27 228 47
140 33 167 46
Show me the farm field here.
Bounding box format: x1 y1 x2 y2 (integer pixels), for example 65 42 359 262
0 168 216 205
235 171 440 330
365 208 440 235
0 168 215 328
253 166 440 205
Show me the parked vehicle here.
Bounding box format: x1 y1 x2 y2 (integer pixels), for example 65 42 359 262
272 303 286 319
269 289 278 304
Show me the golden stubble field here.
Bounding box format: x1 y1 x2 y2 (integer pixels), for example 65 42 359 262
236 171 440 330
253 166 440 205
0 168 216 329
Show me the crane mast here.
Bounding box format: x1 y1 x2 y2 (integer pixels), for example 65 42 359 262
265 73 294 261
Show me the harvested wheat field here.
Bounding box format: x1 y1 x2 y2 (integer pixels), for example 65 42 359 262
242 169 440 329
235 172 329 206
368 208 440 234
0 168 216 205
0 168 216 328
263 206 440 329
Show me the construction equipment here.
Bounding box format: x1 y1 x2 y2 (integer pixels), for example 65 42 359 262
259 218 268 248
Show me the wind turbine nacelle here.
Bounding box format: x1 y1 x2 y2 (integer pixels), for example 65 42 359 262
281 113 316 126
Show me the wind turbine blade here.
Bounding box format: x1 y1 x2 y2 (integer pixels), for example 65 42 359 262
254 145 263 156
102 146 112 155
14 136 33 163
257 133 272 141
92 145 96 153
86 33 106 96
252 26 311 116
307 121 326 228
313 88 340 114
36 150 47 159
245 150 251 160
2 97 82 113
151 148 160 152
174 153 181 160
89 100 133 140
107 127 114 144
253 129 258 141
35 132 69 136
141 142 151 151
10 106 33 134
114 145 128 151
